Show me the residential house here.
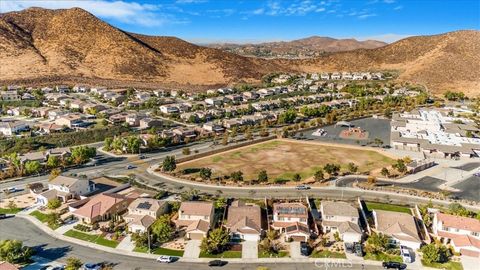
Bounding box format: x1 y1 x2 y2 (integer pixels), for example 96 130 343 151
124 198 168 233
36 175 93 206
108 112 129 124
433 212 480 257
0 90 21 101
175 201 214 239
73 193 134 224
0 261 19 270
48 109 68 120
19 151 45 164
226 201 262 241
56 85 70 93
320 73 330 80
55 113 86 128
139 118 163 130
0 121 30 136
202 122 224 134
257 88 274 98
36 122 64 134
331 72 341 80
159 105 179 114
205 97 225 107
320 201 362 243
272 202 310 241
172 127 197 140
72 85 90 93
372 210 422 250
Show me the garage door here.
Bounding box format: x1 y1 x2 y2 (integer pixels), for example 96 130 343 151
291 236 306 242
460 249 480 257
243 234 260 242
189 232 205 240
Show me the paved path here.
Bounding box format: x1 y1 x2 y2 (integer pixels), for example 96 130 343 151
55 220 78 235
116 235 135 252
183 240 201 259
290 242 302 258
242 241 258 259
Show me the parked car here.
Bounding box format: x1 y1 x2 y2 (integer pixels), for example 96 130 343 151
139 155 146 159
46 266 65 270
300 241 310 256
83 263 101 270
296 185 311 190
354 242 364 257
0 214 7 219
208 260 227 267
345 243 354 253
400 246 412 263
382 261 407 269
4 187 18 193
156 256 174 263
125 165 134 170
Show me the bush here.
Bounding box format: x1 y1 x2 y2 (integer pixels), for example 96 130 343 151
74 224 91 232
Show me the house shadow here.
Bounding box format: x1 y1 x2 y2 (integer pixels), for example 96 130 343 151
31 244 72 261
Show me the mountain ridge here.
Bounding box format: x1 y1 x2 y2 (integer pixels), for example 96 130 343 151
0 7 479 96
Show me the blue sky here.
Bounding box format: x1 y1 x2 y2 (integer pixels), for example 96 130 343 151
1 0 479 43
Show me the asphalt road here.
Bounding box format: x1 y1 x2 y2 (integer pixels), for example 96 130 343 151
0 216 379 270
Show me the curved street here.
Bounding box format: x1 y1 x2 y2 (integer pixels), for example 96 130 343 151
0 216 379 270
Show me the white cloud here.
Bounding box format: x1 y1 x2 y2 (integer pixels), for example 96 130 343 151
252 8 265 15
384 0 396 3
175 0 207 3
259 0 332 16
0 0 184 26
394 5 403 10
358 13 377 19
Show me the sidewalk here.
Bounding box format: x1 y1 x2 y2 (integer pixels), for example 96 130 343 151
116 235 135 252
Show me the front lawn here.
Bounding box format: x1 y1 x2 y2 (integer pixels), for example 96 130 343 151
134 246 184 257
365 202 411 214
258 250 289 258
0 207 23 214
199 250 242 258
310 250 346 259
64 229 118 248
422 260 464 270
30 210 48 222
364 251 402 262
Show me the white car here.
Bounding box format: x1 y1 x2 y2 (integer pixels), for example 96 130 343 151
400 246 412 263
156 256 174 263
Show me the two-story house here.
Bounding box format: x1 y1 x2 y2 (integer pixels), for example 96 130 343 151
124 198 168 233
320 201 362 243
36 175 94 206
433 212 480 257
175 201 214 239
225 200 262 241
272 202 310 241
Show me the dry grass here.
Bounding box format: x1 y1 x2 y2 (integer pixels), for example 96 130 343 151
177 140 395 181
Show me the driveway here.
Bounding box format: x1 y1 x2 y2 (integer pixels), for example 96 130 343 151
242 240 258 259
183 240 201 259
460 255 479 270
290 242 302 258
116 234 135 251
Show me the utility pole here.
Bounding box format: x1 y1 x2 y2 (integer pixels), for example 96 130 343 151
148 229 151 254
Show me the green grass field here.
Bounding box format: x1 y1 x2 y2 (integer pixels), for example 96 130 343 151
199 250 242 258
364 251 403 262
310 250 347 258
365 202 412 214
178 140 395 181
0 207 23 214
64 229 118 248
134 246 184 257
422 260 464 270
258 250 289 258
30 210 48 222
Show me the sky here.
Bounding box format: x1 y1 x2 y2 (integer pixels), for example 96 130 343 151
1 0 479 43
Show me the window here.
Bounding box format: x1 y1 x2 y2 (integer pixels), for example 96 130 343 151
472 232 479 237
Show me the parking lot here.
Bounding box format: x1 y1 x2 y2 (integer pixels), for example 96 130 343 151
301 117 391 147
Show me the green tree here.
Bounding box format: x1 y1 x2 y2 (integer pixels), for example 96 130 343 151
323 163 340 176
448 203 470 217
182 147 191 155
151 215 174 244
162 156 176 172
346 162 358 174
49 168 62 181
258 170 268 182
125 136 141 154
292 173 301 182
222 132 229 146
245 128 253 140
200 227 230 254
47 198 61 209
278 108 297 124
393 159 407 174
215 197 227 209
380 167 390 178
131 232 149 248
65 257 83 270
421 244 451 264
230 171 244 182
365 233 389 254
104 137 113 151
0 239 32 264
199 167 212 180
70 146 96 165
45 212 61 228
314 169 324 182
24 160 41 175
46 155 60 168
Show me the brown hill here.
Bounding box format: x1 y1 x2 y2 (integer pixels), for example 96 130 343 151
208 36 387 57
0 7 479 96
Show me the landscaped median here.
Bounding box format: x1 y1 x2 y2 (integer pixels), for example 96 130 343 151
0 207 23 214
133 246 184 257
421 259 464 270
310 250 346 259
63 229 119 248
